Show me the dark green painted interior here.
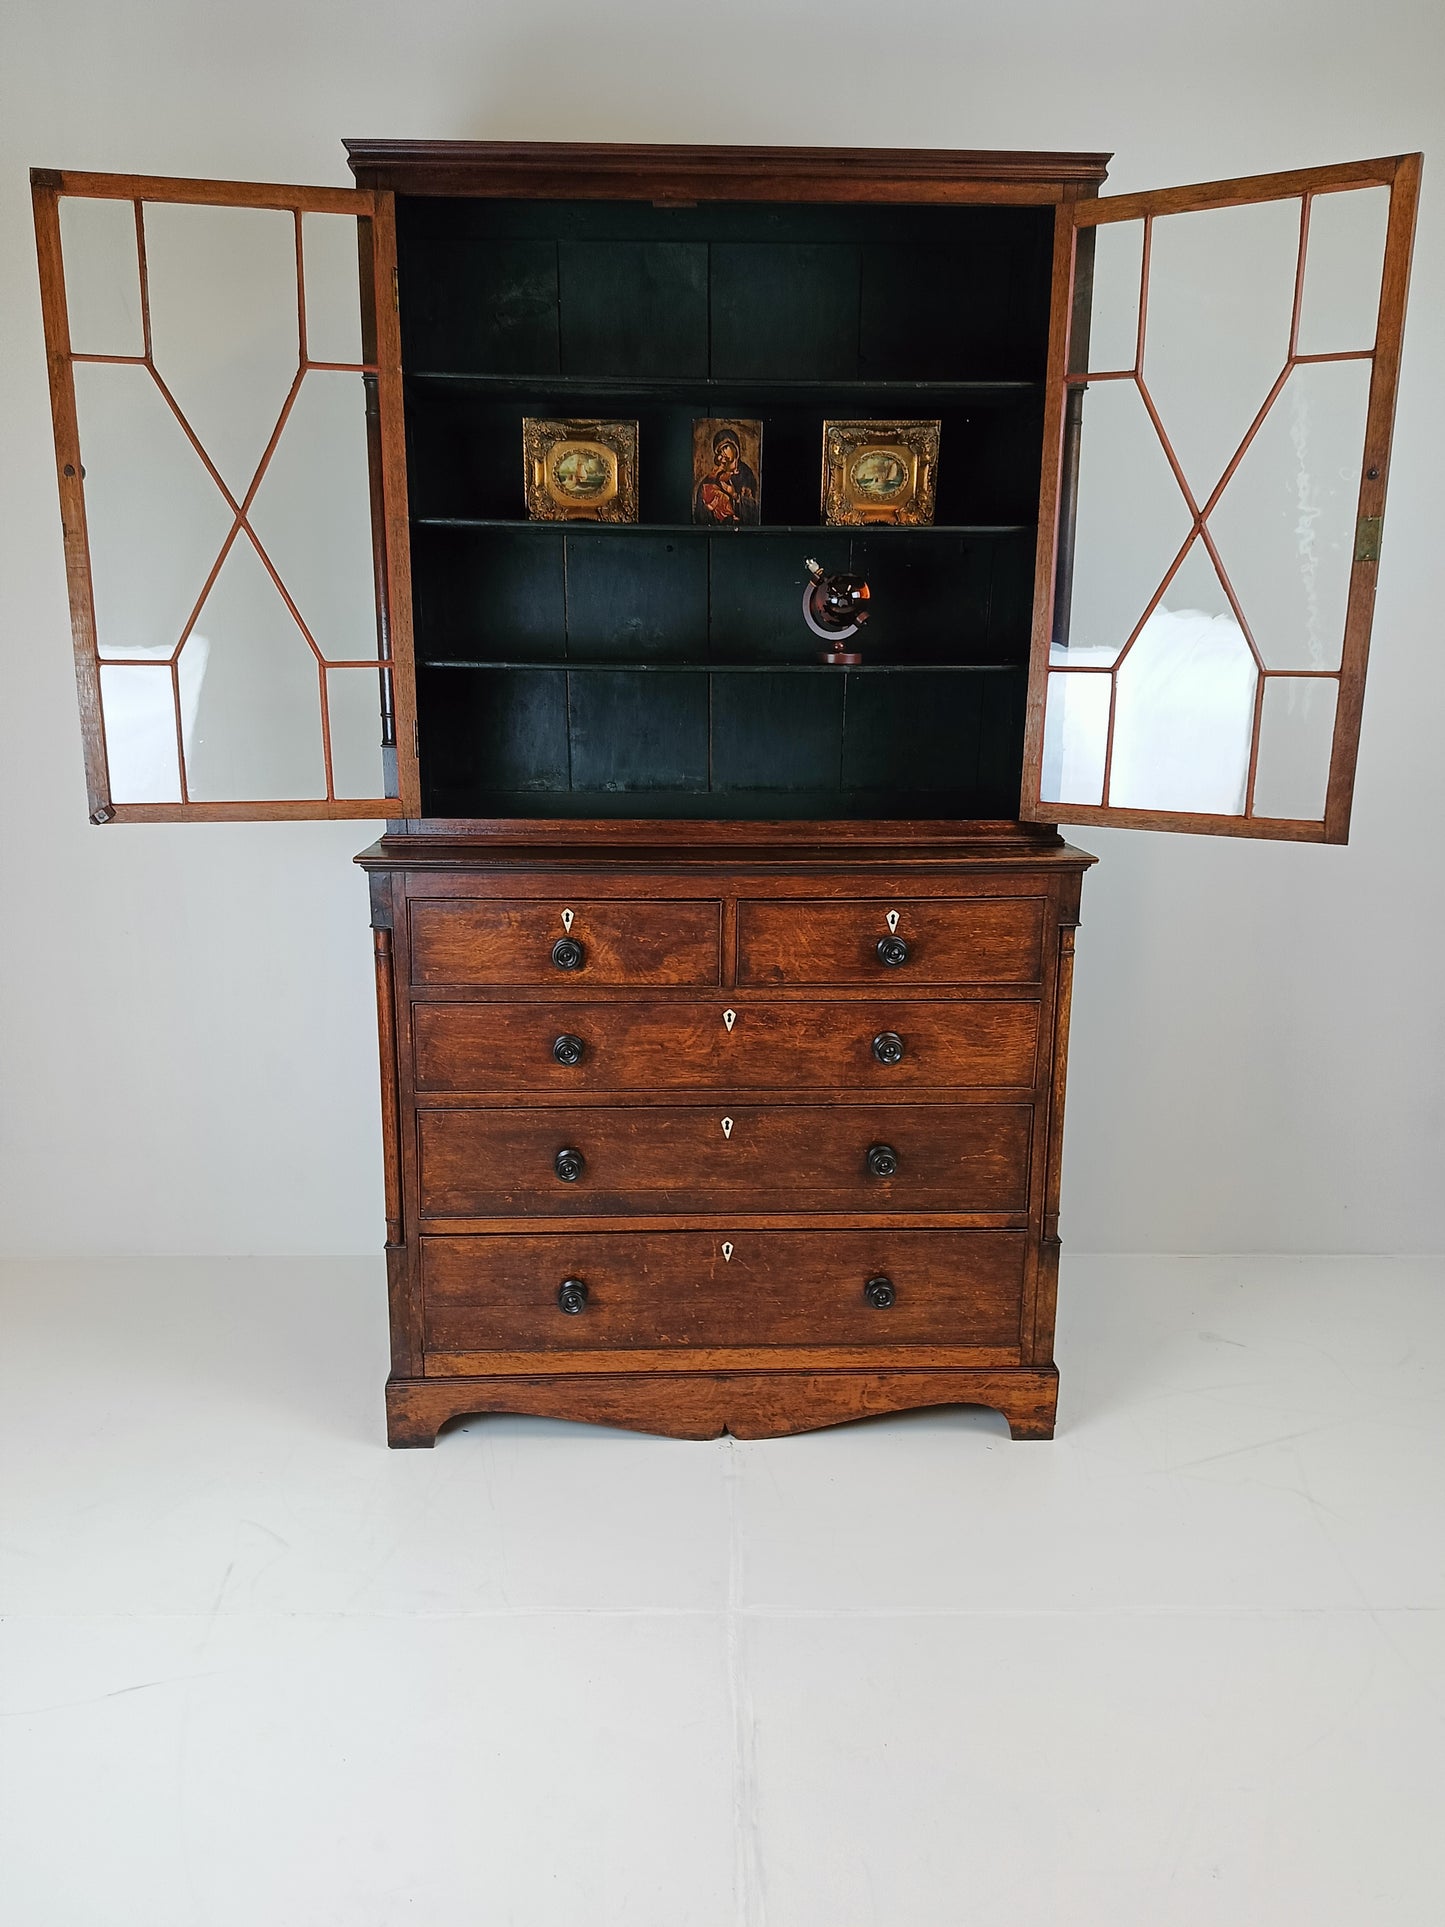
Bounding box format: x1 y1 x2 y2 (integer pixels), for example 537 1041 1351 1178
397 197 1053 819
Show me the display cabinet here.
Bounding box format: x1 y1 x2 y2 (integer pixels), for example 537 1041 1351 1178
32 143 1420 1444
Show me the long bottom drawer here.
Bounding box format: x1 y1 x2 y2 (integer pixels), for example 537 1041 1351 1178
422 1229 1027 1354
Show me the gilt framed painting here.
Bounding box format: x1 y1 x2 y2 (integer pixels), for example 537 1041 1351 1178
523 419 639 523
821 420 940 526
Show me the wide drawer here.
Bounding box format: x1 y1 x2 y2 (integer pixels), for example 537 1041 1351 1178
417 1102 1032 1217
736 896 1046 986
413 998 1041 1093
423 1229 1028 1353
409 898 722 986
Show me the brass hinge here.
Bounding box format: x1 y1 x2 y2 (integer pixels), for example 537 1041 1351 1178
1354 515 1383 563
392 266 399 312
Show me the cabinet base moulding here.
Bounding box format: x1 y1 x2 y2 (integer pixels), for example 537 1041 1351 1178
384 1365 1059 1446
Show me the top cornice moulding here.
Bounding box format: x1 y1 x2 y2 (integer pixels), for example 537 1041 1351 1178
342 139 1113 202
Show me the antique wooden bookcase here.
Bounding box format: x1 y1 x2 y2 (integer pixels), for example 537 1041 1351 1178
32 143 1420 1445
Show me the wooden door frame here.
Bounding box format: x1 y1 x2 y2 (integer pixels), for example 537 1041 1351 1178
32 167 422 822
1020 152 1422 843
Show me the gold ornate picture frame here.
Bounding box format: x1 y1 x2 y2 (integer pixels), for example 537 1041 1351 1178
822 419 941 527
523 418 639 523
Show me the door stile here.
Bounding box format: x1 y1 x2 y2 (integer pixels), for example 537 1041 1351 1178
364 191 422 818
1020 204 1078 817
32 179 112 820
1324 150 1422 842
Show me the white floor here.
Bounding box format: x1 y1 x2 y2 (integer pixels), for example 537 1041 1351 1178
1 1255 1442 1926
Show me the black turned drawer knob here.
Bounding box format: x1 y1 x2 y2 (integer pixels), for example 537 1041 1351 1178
872 1030 905 1066
554 1147 585 1183
552 1033 586 1067
551 936 585 971
557 1278 589 1315
866 1142 899 1179
876 934 909 967
864 1276 896 1309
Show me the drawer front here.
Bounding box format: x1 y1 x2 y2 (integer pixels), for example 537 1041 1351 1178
736 896 1046 986
414 998 1041 1094
418 1102 1032 1217
409 898 722 987
423 1229 1027 1353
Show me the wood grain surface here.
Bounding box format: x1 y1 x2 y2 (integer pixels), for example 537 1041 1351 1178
421 1227 1028 1352
409 897 722 986
412 997 1042 1094
384 1365 1060 1444
735 895 1046 985
417 1100 1033 1218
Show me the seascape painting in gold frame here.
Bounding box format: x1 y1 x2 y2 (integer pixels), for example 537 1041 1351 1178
821 419 941 526
523 418 639 523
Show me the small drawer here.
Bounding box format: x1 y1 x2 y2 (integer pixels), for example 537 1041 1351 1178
414 998 1041 1094
409 898 722 987
736 896 1046 986
417 1101 1032 1218
422 1229 1028 1354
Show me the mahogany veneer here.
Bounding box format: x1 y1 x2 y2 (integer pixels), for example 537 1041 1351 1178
412 997 1043 1093
361 828 1091 1444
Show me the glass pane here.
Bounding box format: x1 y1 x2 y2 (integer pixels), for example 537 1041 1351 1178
1252 676 1338 820
1296 186 1389 357
1208 359 1371 670
327 667 388 799
59 197 144 357
98 664 180 803
97 648 209 805
247 370 378 663
1108 539 1257 813
143 201 300 498
1142 197 1300 500
183 538 326 801
1065 377 1193 661
300 212 365 365
73 361 234 659
1083 220 1144 374
1039 669 1109 807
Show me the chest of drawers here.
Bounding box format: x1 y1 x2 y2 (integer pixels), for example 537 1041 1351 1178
362 826 1093 1445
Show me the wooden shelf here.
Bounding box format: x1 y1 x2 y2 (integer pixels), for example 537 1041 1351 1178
422 660 1027 674
407 372 1040 401
411 518 1033 536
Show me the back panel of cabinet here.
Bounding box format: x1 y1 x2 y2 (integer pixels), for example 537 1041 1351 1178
397 198 1053 818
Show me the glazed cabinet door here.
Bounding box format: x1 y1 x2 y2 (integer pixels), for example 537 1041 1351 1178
32 170 420 821
1021 154 1420 842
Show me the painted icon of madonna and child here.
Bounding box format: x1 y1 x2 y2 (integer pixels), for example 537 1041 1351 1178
691 419 762 528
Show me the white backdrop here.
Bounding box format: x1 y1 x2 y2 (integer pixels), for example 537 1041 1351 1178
0 0 1440 1256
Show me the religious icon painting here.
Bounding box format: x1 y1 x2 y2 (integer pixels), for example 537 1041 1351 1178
523 418 639 522
691 419 763 528
821 419 941 527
